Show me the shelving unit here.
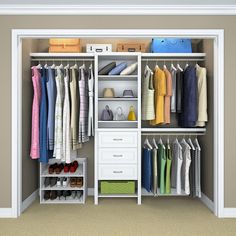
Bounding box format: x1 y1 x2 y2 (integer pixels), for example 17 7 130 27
40 158 87 204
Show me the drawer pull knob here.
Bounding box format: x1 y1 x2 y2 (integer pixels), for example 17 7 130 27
113 138 123 141
113 154 123 157
113 170 123 174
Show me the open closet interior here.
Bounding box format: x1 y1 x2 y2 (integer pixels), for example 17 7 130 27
21 36 214 210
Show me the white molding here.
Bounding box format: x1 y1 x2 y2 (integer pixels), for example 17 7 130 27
0 208 15 218
200 193 214 213
12 28 224 217
220 208 236 218
21 190 39 213
1 5 236 15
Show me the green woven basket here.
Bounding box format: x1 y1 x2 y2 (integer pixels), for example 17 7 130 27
100 181 135 194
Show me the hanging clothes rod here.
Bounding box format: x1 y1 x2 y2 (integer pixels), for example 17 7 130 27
141 58 205 62
141 132 205 136
31 58 94 62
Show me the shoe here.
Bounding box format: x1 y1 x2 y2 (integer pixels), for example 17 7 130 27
48 163 57 174
70 161 79 173
44 190 51 200
76 177 83 188
50 177 57 187
62 177 69 187
50 191 57 200
57 190 63 200
70 177 77 187
71 190 76 199
56 177 62 187
55 163 64 174
64 163 71 173
77 191 83 199
62 190 71 200
44 177 50 188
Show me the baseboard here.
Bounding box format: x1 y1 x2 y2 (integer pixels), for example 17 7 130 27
21 189 39 213
0 208 15 218
200 192 214 213
220 208 236 218
88 188 94 196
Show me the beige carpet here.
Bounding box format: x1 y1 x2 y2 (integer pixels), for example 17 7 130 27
1 197 236 236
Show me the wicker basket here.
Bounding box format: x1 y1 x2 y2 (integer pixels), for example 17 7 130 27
100 181 135 194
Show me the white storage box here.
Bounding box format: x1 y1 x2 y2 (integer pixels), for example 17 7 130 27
86 44 112 53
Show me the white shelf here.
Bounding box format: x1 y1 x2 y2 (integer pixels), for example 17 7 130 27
41 197 84 204
98 98 138 101
41 186 84 191
41 164 84 177
30 53 94 58
142 53 206 58
141 128 206 133
98 194 138 198
98 75 138 81
142 188 189 197
98 120 137 123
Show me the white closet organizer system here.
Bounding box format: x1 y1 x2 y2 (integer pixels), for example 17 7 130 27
30 52 207 205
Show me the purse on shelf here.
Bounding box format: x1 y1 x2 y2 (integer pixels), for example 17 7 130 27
101 105 113 121
113 107 126 121
103 88 115 98
108 62 127 75
98 62 116 75
150 38 192 53
120 62 138 75
127 106 136 121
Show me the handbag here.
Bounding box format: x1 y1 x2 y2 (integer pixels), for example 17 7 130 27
101 105 113 121
127 106 136 121
151 38 192 53
113 107 126 121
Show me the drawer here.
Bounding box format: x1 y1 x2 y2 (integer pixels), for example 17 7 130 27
99 148 137 164
98 132 137 147
98 164 137 180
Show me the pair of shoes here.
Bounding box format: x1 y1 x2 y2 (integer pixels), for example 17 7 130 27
43 190 57 200
56 177 69 187
71 190 83 199
70 177 83 188
48 163 64 174
62 190 71 200
44 177 57 187
64 161 79 173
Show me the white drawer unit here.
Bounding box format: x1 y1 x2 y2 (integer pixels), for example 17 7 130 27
98 131 138 147
98 148 137 164
98 164 137 180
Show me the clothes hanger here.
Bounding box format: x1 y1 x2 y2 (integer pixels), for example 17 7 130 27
195 137 201 151
152 137 158 149
163 60 167 70
167 136 170 149
58 59 64 69
155 60 159 69
185 60 189 69
158 136 165 149
144 136 152 149
51 59 56 69
170 61 177 71
188 136 195 150
44 60 48 69
177 62 183 72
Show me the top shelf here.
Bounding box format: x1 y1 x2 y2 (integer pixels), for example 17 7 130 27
30 53 95 58
141 53 206 58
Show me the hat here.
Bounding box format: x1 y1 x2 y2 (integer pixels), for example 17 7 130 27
103 88 115 98
122 90 134 98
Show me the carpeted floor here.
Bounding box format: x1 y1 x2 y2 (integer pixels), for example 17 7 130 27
0 197 236 236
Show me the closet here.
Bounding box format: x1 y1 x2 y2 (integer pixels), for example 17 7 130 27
22 37 214 208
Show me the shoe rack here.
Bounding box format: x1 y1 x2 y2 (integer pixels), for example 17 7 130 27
40 157 87 204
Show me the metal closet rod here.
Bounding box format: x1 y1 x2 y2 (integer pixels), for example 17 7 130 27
141 58 205 62
31 58 94 62
141 132 205 136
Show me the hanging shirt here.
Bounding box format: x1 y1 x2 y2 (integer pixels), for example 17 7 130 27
78 65 89 143
150 67 166 125
158 143 166 194
46 67 56 152
70 67 82 150
176 70 183 113
152 147 158 195
179 66 197 127
165 145 172 194
171 69 177 113
62 68 71 163
30 66 41 159
196 64 208 127
141 65 155 120
39 68 48 163
53 67 64 160
142 147 152 192
180 139 192 195
87 64 94 137
164 68 172 124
